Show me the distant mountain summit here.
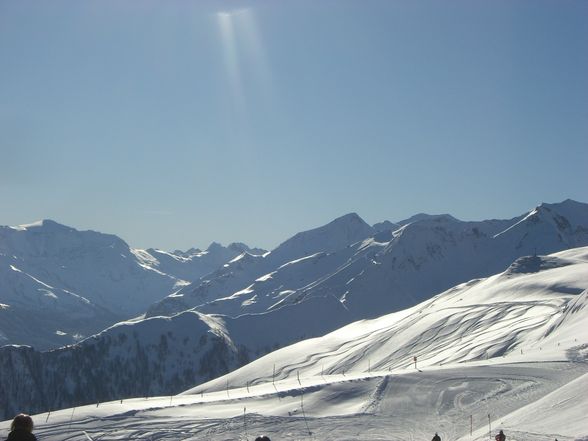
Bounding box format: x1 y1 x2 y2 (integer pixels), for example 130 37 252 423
339 199 588 318
2 245 585 420
2 199 586 357
0 220 263 349
396 212 460 226
146 212 376 318
1 199 587 420
187 246 588 396
268 212 374 264
142 241 266 282
0 220 180 349
148 199 588 325
493 199 588 252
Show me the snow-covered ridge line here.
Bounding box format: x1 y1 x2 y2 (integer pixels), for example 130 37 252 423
150 199 588 325
2 246 587 439
0 219 264 350
1 246 586 427
188 246 588 394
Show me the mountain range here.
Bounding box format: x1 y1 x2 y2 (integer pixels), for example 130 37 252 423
1 245 586 439
0 199 587 420
0 220 264 349
148 199 588 324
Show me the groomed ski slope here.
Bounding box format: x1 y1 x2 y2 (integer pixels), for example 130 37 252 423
3 362 585 441
1 247 587 441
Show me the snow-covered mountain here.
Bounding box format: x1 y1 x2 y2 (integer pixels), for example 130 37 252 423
2 246 586 440
1 200 587 424
138 242 266 282
191 246 588 392
148 200 588 327
268 212 374 264
0 292 353 420
146 212 376 317
0 220 261 349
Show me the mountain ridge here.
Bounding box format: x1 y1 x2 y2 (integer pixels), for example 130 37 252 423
1 246 585 426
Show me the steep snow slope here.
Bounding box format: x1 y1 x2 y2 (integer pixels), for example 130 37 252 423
139 242 265 282
0 311 242 420
146 212 376 317
187 200 588 330
298 200 588 321
0 220 262 349
268 212 374 263
0 220 179 315
493 199 588 252
196 248 367 316
2 248 586 441
0 220 179 348
187 246 588 392
2 246 585 424
148 200 588 325
146 251 270 317
0 253 118 349
0 294 352 419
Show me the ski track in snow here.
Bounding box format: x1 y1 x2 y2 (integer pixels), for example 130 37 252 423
7 361 585 441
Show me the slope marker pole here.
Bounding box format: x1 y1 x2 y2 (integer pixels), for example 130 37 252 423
243 406 248 441
68 407 76 429
488 413 491 440
300 392 311 436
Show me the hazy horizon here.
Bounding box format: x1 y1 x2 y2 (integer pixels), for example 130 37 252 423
3 198 585 252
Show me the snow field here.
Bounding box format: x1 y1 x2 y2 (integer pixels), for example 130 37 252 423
2 361 585 440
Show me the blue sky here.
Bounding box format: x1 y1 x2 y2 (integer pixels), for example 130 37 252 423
1 0 587 250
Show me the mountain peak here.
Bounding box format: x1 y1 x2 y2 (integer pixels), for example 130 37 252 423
397 213 459 226
13 219 75 232
331 212 364 224
373 220 401 233
524 199 588 229
206 242 224 252
269 212 374 263
537 199 587 220
539 198 583 209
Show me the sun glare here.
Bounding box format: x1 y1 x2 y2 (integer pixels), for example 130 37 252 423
216 8 273 109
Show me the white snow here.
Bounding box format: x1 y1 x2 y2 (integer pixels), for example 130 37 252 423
2 246 586 441
0 220 263 349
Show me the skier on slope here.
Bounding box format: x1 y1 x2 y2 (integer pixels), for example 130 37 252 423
5 414 37 441
432 432 441 441
495 430 506 441
255 437 271 441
